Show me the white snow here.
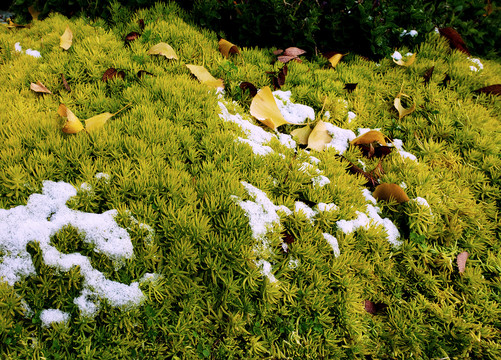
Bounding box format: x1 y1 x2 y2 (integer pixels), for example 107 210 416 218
237 137 274 155
14 42 22 52
0 180 153 318
317 203 338 212
391 139 417 161
392 51 402 61
468 57 483 72
324 111 331 119
312 175 330 187
95 172 110 183
411 197 432 215
400 182 408 189
323 123 356 155
255 260 277 283
273 90 315 125
294 202 317 223
288 258 300 269
14 42 41 58
277 133 296 149
347 111 357 122
40 309 70 327
362 188 377 205
309 156 321 164
400 30 418 37
323 233 340 257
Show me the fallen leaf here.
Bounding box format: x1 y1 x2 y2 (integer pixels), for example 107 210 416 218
474 84 501 96
282 231 295 244
441 74 451 87
147 42 178 60
28 6 41 21
358 144 393 159
423 66 434 85
102 68 125 82
4 19 27 28
61 73 71 92
457 251 469 274
85 112 114 133
341 157 380 187
186 64 224 89
58 104 84 134
273 49 283 55
283 47 306 57
394 92 416 119
138 19 145 30
393 52 416 66
219 38 240 58
137 70 154 78
249 86 289 130
60 25 73 50
373 183 409 203
327 52 344 68
364 300 387 315
307 121 332 151
291 125 313 145
125 32 140 42
439 27 470 55
344 83 358 92
30 81 52 94
278 55 299 64
351 130 387 146
239 82 258 97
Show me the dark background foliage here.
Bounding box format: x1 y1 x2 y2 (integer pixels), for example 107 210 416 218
7 0 501 59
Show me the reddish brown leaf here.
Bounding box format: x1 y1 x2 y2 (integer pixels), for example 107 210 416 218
277 55 297 64
138 19 145 30
423 66 434 85
364 300 387 315
239 82 258 97
342 157 379 188
457 251 469 274
283 231 295 245
125 32 140 42
273 49 283 55
102 68 124 82
474 84 501 96
357 144 393 159
61 73 71 92
277 65 287 87
439 27 470 55
283 47 306 57
344 83 358 92
137 70 154 78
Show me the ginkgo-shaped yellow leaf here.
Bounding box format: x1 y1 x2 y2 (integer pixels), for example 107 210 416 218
28 6 41 21
219 38 240 58
85 112 114 133
60 25 73 50
393 53 416 66
307 121 332 151
147 42 178 60
351 130 387 146
250 86 289 130
30 81 52 94
328 53 344 68
394 92 416 119
186 64 224 89
291 125 313 145
58 104 83 134
373 183 409 203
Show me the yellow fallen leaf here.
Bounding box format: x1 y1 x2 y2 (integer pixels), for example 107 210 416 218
60 25 73 50
393 52 416 66
328 53 344 68
291 125 313 145
249 86 289 130
30 81 52 94
218 38 240 58
351 130 387 146
28 6 41 21
394 92 416 119
307 121 332 152
58 104 84 134
85 112 114 133
147 42 178 60
373 183 409 203
186 64 224 89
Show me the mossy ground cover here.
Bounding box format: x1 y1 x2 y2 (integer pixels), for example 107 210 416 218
0 3 500 359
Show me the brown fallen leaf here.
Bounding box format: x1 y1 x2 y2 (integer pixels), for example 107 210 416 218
457 251 469 274
249 86 289 130
30 81 52 94
125 32 140 42
28 6 41 21
474 84 501 96
394 92 416 119
137 70 154 78
341 157 380 188
239 82 258 97
439 27 470 55
186 64 224 89
307 121 332 152
283 47 306 57
219 38 240 58
278 55 299 64
282 231 295 245
147 42 178 60
344 83 358 92
440 74 451 87
102 68 125 82
138 19 145 30
373 183 409 203
393 52 416 67
351 130 387 146
291 125 313 145
357 144 393 159
364 300 388 315
273 49 283 56
61 73 71 92
58 104 84 134
423 66 434 85
60 25 73 50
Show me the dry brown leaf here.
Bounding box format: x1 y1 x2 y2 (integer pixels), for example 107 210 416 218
85 112 114 133
239 82 258 97
102 68 125 82
28 6 41 21
283 47 306 57
423 66 434 85
373 183 409 203
457 251 469 274
393 52 416 66
291 125 313 145
219 38 240 58
186 64 224 89
351 130 387 146
344 83 357 92
137 70 154 78
125 32 140 42
249 86 289 130
30 81 52 94
60 25 73 50
277 55 299 64
273 49 284 56
307 121 332 152
58 104 84 134
364 300 388 315
61 73 71 92
474 84 501 96
394 92 416 119
147 42 178 60
439 27 470 55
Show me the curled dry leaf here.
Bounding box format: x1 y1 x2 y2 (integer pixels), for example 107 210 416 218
125 32 140 42
239 82 258 97
393 53 416 67
373 183 409 203
423 66 434 85
457 251 469 274
351 130 387 146
474 84 501 96
30 81 52 94
344 83 357 92
278 55 299 64
358 144 393 159
327 53 344 68
273 49 283 56
219 38 240 58
186 64 224 89
147 42 178 60
60 25 73 50
307 121 332 152
137 70 154 78
394 92 416 119
61 73 71 92
283 47 306 57
102 68 125 82
364 300 388 315
439 27 470 55
58 104 84 134
291 125 313 145
250 86 289 130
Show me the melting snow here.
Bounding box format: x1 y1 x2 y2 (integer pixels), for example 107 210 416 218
323 233 340 257
324 123 356 155
40 309 70 328
273 90 315 124
294 202 317 223
312 175 330 187
14 42 41 58
391 139 418 161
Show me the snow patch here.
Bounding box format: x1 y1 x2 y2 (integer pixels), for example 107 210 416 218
40 309 70 328
324 123 356 155
323 233 340 257
273 90 315 125
390 139 417 161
